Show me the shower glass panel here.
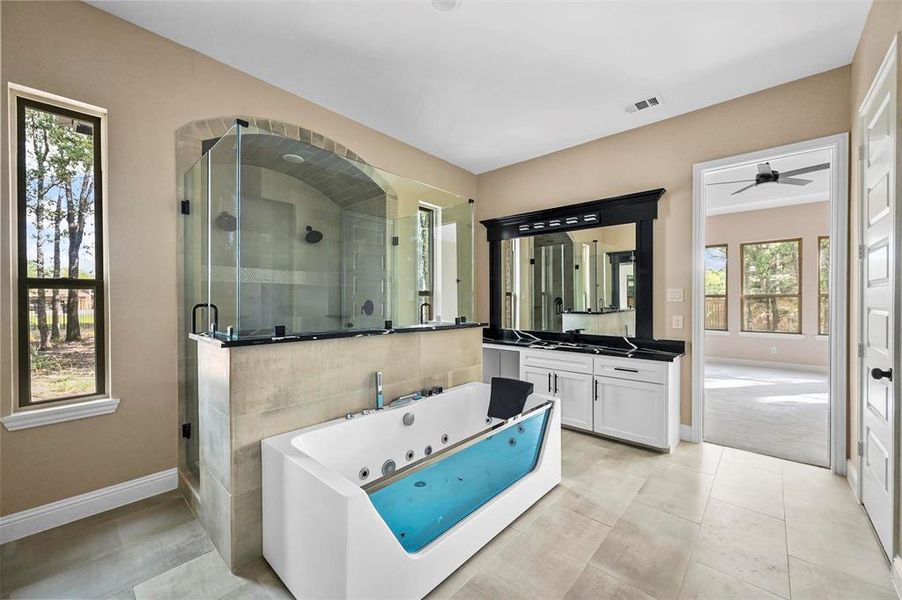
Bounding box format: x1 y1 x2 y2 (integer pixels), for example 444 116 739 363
188 121 474 340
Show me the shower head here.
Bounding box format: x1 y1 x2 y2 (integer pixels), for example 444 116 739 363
304 225 323 244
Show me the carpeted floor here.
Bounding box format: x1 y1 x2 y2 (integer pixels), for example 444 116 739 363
704 360 830 467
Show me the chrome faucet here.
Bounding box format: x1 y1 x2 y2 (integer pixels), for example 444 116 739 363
375 371 384 410
419 301 432 324
623 324 638 353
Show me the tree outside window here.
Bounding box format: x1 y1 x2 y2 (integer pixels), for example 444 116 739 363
741 239 801 334
818 236 830 336
704 245 727 330
18 98 104 405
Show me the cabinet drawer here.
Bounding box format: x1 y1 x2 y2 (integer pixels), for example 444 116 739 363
593 356 667 385
522 349 593 374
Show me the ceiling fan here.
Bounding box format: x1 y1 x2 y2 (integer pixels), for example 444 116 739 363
707 161 830 195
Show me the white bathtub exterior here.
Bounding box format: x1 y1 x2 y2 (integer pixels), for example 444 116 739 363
262 381 561 599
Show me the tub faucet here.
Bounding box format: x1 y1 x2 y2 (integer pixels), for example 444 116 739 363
375 371 384 410
419 301 432 324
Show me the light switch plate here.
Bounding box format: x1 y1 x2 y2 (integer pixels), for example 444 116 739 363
672 315 684 330
667 288 684 302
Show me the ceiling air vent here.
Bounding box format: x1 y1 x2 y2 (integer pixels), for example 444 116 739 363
625 95 662 114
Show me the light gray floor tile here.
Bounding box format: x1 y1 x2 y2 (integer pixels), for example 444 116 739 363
556 462 646 526
710 460 785 520
460 506 610 599
561 429 616 480
591 502 698 600
564 565 655 600
635 462 714 523
678 561 781 599
595 441 662 478
788 556 895 599
660 441 724 475
722 447 784 474
508 484 567 532
692 499 789 598
133 551 243 599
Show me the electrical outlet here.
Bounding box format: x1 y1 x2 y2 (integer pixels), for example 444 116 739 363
667 288 684 302
672 315 684 330
770 346 778 354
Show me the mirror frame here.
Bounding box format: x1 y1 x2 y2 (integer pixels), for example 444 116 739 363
481 188 665 340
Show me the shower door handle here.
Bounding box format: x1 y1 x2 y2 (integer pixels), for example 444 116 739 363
191 303 219 335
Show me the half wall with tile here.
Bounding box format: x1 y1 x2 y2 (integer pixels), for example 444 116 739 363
195 327 483 569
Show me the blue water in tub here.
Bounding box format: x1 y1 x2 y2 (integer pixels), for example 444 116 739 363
368 408 550 553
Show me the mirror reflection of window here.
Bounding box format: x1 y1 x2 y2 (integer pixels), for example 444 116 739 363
499 223 637 336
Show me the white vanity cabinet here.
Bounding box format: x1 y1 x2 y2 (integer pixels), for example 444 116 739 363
484 342 681 451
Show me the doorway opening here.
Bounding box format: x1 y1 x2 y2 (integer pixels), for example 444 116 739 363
692 134 849 472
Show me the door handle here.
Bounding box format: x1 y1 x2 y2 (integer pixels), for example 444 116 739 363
547 372 552 393
553 373 558 395
871 367 893 382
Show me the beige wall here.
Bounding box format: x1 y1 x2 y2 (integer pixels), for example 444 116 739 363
476 67 851 425
704 202 830 368
0 1 477 517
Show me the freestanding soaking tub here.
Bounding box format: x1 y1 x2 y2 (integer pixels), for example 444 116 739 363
262 381 561 599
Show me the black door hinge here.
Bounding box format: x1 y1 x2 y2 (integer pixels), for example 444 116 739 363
180 200 190 215
181 423 192 439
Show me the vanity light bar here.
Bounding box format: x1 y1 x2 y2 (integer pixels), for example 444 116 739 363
516 213 600 232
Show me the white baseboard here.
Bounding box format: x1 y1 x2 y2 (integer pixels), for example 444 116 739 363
0 468 178 544
706 356 829 373
892 556 902 600
846 458 860 502
680 424 693 442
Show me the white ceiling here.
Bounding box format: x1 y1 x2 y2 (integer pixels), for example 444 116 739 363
91 0 871 174
704 148 831 215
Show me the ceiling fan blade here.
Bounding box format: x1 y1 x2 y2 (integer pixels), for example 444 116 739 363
777 177 813 186
779 162 830 178
730 183 757 196
706 179 756 186
757 162 773 176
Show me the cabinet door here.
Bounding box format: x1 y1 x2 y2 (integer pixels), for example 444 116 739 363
556 370 593 431
594 376 666 448
522 365 553 396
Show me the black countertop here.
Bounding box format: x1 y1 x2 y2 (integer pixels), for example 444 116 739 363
482 331 684 363
190 321 487 348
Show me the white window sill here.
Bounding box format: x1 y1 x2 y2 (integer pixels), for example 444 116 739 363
705 330 731 336
738 332 806 340
815 335 829 342
1 397 120 431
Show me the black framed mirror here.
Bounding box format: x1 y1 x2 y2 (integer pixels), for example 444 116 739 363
481 188 665 340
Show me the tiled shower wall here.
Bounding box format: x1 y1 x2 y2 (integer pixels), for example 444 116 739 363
196 327 483 569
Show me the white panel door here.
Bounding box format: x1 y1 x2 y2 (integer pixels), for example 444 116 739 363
594 377 666 448
556 370 593 430
522 365 553 397
859 40 897 559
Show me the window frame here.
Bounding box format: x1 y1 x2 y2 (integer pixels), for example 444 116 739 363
16 96 106 407
740 237 802 334
817 235 830 336
704 244 728 331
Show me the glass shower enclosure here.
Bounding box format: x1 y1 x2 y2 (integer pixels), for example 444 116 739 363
180 121 475 481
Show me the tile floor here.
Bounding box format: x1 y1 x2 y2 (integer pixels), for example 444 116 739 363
704 361 830 467
0 430 891 600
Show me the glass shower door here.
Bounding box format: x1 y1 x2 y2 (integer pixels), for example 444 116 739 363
181 157 208 483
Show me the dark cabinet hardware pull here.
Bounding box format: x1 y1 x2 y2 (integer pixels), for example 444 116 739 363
594 378 598 401
547 372 552 392
553 373 558 394
614 367 639 373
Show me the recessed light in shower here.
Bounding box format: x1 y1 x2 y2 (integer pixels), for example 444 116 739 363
432 0 461 12
282 153 305 164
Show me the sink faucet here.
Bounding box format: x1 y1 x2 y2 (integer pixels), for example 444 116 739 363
623 324 638 353
564 328 585 343
375 371 384 410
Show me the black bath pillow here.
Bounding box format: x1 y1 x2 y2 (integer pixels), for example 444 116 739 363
487 377 535 420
